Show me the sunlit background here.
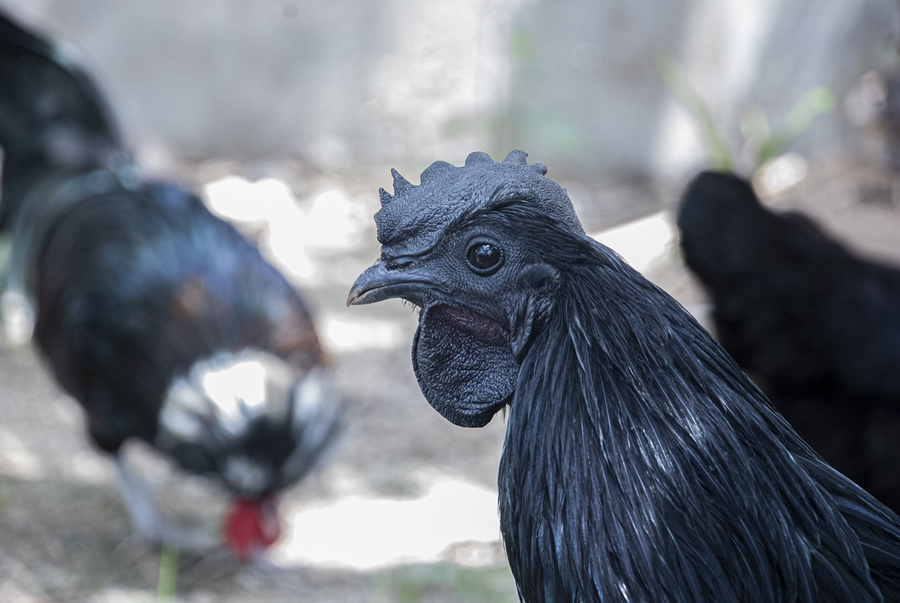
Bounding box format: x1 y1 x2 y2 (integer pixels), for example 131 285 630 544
1 0 900 601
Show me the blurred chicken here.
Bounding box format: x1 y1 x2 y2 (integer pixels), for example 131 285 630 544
0 10 340 557
678 170 900 512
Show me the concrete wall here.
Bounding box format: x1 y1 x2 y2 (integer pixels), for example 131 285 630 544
509 0 898 176
1 0 897 177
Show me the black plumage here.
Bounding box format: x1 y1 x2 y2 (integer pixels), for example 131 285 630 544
0 11 340 555
678 170 900 513
349 151 900 601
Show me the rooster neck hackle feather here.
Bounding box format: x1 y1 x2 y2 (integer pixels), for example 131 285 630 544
495 206 898 602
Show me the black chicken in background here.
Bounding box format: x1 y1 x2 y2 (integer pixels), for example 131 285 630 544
678 170 900 512
349 151 900 601
0 11 341 558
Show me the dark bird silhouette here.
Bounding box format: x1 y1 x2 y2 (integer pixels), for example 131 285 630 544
0 11 340 558
677 170 900 512
349 151 900 601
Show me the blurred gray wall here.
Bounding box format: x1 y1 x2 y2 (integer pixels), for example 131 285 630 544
1 0 897 177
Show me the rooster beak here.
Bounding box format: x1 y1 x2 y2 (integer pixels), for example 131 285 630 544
347 259 432 306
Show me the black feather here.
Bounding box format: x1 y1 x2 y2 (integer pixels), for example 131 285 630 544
678 171 900 513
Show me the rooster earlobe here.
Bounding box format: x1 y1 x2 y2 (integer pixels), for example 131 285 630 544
509 265 559 360
411 303 517 428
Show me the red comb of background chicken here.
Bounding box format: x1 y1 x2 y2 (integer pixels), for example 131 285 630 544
225 497 280 560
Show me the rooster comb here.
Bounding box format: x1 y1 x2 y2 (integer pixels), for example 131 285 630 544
374 150 581 254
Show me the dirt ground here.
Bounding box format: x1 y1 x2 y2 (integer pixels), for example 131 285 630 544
0 157 899 602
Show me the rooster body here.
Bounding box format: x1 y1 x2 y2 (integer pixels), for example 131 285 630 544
350 152 900 601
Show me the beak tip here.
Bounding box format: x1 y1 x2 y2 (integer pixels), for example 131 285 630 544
347 276 366 307
346 261 430 307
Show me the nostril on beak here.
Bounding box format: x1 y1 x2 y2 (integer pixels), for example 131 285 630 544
385 256 414 270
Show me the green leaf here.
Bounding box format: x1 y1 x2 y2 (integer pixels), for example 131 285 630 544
754 86 834 168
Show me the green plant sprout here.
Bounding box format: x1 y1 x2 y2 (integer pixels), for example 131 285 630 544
157 545 179 601
655 53 835 175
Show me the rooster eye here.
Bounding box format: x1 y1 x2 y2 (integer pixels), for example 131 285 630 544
466 242 503 275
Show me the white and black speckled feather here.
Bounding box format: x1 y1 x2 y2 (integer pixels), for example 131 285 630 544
157 350 340 497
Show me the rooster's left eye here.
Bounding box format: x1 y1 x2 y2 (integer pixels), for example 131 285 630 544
466 242 503 275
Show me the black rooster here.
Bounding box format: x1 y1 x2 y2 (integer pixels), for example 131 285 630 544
349 151 900 601
0 11 340 557
678 170 900 512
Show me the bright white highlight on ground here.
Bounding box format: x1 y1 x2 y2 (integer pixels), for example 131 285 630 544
591 211 674 273
0 427 45 479
0 290 35 345
754 152 809 197
272 475 502 570
202 176 370 285
321 315 409 352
